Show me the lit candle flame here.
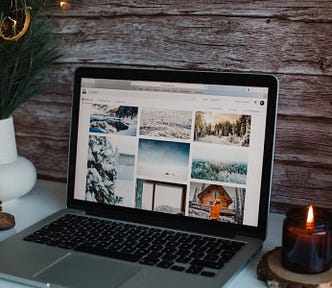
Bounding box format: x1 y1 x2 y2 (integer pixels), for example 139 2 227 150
306 205 314 224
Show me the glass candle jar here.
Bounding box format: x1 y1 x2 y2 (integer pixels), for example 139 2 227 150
282 206 332 274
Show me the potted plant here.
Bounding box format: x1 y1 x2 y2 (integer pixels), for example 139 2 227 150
0 0 61 201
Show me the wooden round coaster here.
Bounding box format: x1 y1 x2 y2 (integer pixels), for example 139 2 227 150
0 212 15 230
257 247 332 288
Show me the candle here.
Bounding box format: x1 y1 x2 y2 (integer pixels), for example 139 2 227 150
282 205 332 274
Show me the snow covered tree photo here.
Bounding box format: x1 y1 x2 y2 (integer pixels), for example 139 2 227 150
86 135 122 204
194 112 251 147
191 160 247 184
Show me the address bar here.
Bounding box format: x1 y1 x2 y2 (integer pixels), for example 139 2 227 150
85 88 198 101
131 81 207 90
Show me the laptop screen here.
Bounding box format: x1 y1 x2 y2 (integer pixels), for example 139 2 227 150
68 68 278 234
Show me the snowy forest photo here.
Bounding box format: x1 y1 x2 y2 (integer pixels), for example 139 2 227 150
86 135 120 204
188 182 245 224
194 112 251 147
191 160 247 184
89 104 138 135
191 144 248 184
86 135 136 206
139 108 192 140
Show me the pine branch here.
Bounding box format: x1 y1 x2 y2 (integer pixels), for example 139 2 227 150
0 2 62 119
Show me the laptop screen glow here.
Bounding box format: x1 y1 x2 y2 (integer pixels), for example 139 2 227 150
73 78 269 227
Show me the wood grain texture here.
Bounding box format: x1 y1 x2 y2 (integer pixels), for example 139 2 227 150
49 16 332 75
13 1 332 213
257 248 332 287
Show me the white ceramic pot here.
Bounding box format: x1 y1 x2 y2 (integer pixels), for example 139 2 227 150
0 116 37 202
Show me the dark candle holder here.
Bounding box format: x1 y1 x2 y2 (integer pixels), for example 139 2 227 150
282 206 332 274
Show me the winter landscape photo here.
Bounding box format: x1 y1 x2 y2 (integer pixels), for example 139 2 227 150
86 135 136 206
191 144 248 184
135 179 187 215
89 104 138 135
137 139 190 182
194 112 251 147
139 108 192 140
188 182 245 224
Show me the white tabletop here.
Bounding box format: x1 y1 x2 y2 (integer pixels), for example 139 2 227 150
0 179 285 288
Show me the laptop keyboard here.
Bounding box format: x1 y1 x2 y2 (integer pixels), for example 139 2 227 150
23 214 246 277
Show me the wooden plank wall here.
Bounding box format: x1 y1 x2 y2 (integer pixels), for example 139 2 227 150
13 1 332 213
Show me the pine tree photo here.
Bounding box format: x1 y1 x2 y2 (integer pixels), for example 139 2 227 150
86 135 122 204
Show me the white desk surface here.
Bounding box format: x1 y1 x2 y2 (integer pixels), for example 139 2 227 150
0 179 285 288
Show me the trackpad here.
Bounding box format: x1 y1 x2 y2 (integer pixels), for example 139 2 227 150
35 253 141 288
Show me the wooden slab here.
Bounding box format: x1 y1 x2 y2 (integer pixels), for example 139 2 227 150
257 247 332 288
0 212 15 230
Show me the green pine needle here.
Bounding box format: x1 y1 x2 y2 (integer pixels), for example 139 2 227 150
0 0 62 120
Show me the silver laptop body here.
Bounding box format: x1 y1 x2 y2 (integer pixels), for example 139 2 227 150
0 67 278 288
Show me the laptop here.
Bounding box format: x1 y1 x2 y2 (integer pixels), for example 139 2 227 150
0 67 278 288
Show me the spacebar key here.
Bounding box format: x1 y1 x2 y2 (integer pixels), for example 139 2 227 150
75 245 141 262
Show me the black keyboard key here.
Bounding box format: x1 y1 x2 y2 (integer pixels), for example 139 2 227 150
95 242 111 249
44 224 65 233
171 265 186 272
75 245 141 262
179 243 192 250
135 242 149 249
157 260 173 269
175 256 191 264
186 265 203 274
34 237 50 244
149 244 163 252
162 253 177 261
190 251 205 259
204 254 219 262
71 236 87 245
162 247 177 254
110 237 123 244
108 243 124 251
23 234 39 242
84 239 99 247
139 257 159 266
221 243 241 252
190 259 224 270
121 246 137 254
177 249 191 256
135 248 150 257
61 234 75 242
192 245 206 253
46 239 63 247
58 241 77 249
147 251 163 259
220 251 235 262
34 230 50 237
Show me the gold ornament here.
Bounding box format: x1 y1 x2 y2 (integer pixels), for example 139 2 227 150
0 8 31 41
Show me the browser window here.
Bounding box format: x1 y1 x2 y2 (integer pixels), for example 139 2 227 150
74 78 269 227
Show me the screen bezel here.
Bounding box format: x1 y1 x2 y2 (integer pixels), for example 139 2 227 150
67 67 278 240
